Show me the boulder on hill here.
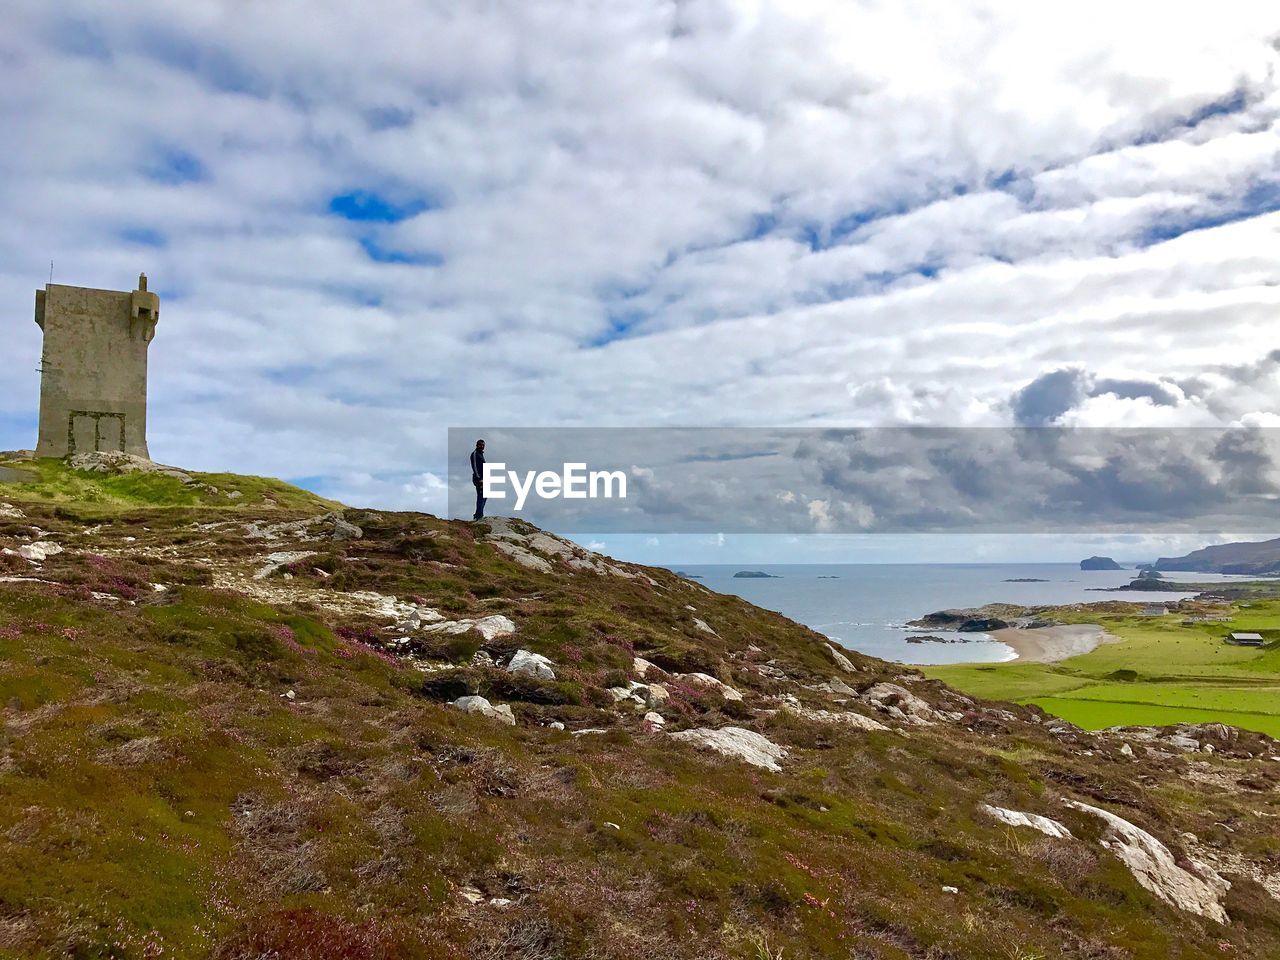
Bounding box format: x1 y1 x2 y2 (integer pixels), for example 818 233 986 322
668 727 787 771
450 696 516 726
507 649 555 680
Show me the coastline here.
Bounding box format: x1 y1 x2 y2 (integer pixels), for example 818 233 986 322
988 623 1118 663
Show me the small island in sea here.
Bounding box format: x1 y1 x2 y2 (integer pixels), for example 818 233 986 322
734 570 781 578
1003 577 1048 582
1080 555 1122 571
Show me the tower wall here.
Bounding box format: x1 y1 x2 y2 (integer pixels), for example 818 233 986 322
34 277 158 459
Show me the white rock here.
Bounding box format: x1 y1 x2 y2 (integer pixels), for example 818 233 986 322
1064 800 1230 923
942 886 959 894
633 656 657 678
786 707 888 732
642 682 670 707
1120 743 1134 757
675 672 744 702
823 642 857 673
643 711 666 730
507 649 555 680
489 540 555 572
422 615 516 641
0 503 24 520
548 721 565 731
253 550 315 579
692 617 717 636
981 804 1073 839
17 541 62 562
668 726 787 772
451 695 516 726
459 886 485 905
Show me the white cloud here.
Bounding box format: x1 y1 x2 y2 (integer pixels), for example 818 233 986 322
0 0 1278 544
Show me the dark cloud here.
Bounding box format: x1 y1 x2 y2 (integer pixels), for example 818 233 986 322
1011 368 1089 425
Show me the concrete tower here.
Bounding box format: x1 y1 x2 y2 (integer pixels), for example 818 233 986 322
34 273 159 459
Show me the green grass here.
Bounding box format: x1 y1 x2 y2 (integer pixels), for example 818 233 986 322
0 455 339 512
927 601 1280 736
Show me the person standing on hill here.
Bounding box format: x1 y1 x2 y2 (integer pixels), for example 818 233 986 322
470 439 487 521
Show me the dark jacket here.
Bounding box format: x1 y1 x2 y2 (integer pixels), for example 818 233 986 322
470 448 485 485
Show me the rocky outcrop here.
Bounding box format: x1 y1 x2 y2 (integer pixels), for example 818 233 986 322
674 672 744 702
450 696 516 726
786 707 888 732
0 502 24 520
1102 723 1276 759
1064 800 1230 923
668 727 787 772
488 539 554 572
483 518 636 578
908 608 1011 632
860 682 939 725
981 804 1072 839
507 649 555 680
11 541 62 562
1080 556 1122 571
423 615 516 641
823 642 857 673
331 517 363 540
253 550 315 579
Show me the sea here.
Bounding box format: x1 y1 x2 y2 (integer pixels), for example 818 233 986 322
665 563 1261 665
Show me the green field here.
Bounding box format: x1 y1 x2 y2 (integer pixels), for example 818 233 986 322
926 602 1280 738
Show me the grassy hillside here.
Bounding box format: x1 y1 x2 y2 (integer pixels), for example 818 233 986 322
927 603 1280 737
1 477 1279 957
0 453 339 513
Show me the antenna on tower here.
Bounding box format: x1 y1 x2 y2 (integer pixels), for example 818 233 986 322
49 260 54 284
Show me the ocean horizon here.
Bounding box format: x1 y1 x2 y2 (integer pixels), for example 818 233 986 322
665 562 1261 664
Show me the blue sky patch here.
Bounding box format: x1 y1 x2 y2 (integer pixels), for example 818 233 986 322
358 236 443 266
329 190 431 223
144 147 208 185
120 227 166 247
1138 177 1280 247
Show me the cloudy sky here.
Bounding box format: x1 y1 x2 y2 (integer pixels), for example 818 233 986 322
2 1 1279 562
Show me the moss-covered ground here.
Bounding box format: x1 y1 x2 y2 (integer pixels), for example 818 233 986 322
0 453 338 513
0 488 1278 957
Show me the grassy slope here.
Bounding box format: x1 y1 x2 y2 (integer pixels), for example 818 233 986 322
1 484 1279 957
927 604 1280 737
0 454 339 513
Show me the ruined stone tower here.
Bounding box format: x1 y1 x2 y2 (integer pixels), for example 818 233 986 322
34 273 159 459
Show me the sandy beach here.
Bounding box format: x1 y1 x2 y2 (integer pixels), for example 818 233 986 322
989 623 1119 663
